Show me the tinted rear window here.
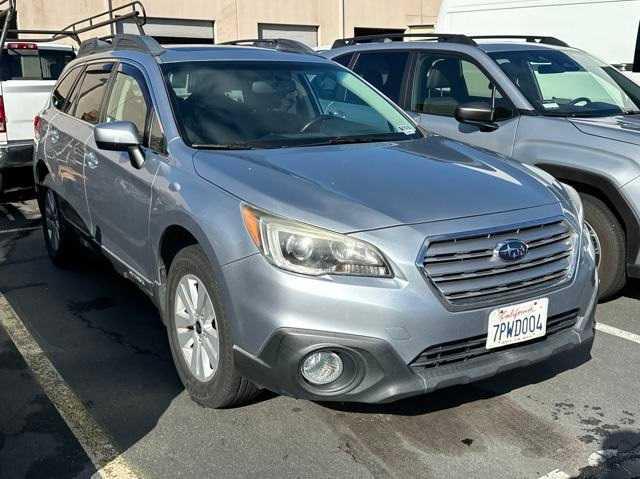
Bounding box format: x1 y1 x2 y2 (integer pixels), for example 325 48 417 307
0 49 75 81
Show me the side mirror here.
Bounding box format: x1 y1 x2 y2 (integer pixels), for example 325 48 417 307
94 121 145 169
454 102 499 132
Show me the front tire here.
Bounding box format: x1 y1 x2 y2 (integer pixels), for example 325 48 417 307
581 193 626 300
166 245 258 408
41 187 76 267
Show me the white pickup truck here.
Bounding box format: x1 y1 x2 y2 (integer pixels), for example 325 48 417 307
0 41 74 197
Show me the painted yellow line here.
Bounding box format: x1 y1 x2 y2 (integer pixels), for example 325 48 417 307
596 322 640 345
0 294 140 479
538 469 570 479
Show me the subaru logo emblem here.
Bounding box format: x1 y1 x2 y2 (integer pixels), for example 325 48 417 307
496 239 528 262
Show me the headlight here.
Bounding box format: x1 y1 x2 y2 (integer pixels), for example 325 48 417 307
241 205 393 278
560 183 584 228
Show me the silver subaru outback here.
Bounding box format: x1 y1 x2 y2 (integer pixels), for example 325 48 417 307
33 35 597 408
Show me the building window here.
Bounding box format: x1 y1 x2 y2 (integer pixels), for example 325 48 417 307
117 17 214 44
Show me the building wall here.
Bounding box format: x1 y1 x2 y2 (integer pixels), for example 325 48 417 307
14 0 441 45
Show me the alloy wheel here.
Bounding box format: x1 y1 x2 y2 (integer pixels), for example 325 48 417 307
174 274 220 382
585 220 602 268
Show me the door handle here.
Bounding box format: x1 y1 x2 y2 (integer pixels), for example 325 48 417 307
84 151 99 169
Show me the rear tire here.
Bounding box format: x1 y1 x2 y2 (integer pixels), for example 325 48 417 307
41 187 76 268
581 193 626 300
166 245 259 408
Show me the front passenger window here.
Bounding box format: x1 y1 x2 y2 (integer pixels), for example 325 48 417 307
411 55 508 118
73 64 113 124
105 71 149 138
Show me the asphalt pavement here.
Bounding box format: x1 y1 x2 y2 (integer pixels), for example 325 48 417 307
1 200 639 479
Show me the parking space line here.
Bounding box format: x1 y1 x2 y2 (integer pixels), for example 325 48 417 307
596 323 640 345
538 469 570 479
0 294 140 479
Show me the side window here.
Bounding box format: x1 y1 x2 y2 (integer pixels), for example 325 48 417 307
52 66 81 112
333 53 353 67
411 54 507 118
147 112 166 153
73 64 113 124
352 51 409 103
105 69 149 139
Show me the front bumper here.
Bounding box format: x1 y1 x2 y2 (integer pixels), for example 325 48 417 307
223 205 598 403
0 141 35 194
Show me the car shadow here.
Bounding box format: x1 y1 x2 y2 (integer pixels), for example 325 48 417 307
575 429 640 478
602 278 640 303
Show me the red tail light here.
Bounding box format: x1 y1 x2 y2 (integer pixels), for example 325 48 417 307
7 42 38 50
0 96 6 133
34 115 42 141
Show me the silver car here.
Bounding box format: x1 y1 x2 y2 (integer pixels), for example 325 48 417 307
34 35 597 407
322 33 640 300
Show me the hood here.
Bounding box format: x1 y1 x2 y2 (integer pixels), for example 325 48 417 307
193 136 560 233
570 114 640 147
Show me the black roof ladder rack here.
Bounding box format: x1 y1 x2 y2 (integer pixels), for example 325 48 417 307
0 0 149 56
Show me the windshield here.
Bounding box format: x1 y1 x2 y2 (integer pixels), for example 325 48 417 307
489 49 640 117
162 61 420 149
0 48 75 81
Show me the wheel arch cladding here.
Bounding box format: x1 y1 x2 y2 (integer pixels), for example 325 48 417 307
536 163 640 268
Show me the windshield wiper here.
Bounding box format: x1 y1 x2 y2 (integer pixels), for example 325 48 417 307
623 110 640 115
191 143 256 150
302 134 411 147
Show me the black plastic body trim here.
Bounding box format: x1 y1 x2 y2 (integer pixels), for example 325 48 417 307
536 163 640 277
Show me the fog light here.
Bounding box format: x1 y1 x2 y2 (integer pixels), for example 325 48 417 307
300 351 343 385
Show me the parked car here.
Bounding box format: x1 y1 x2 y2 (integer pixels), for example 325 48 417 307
0 41 75 198
322 34 640 299
34 34 597 408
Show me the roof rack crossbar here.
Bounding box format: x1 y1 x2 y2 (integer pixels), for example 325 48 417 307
220 38 315 54
331 32 477 49
470 35 569 47
77 33 164 58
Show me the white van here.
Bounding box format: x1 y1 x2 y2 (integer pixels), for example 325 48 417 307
436 0 640 81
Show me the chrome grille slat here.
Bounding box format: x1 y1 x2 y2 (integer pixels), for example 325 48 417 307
425 221 569 258
446 271 569 301
421 220 575 306
432 251 571 282
428 240 572 279
438 259 571 295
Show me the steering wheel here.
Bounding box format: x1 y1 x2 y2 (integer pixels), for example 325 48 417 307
300 114 338 133
570 97 592 107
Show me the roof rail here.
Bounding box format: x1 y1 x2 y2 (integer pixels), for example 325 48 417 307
220 38 315 54
470 35 569 47
331 33 477 49
0 1 147 54
77 34 164 57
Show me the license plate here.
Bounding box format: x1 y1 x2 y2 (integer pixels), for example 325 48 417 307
486 298 549 350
